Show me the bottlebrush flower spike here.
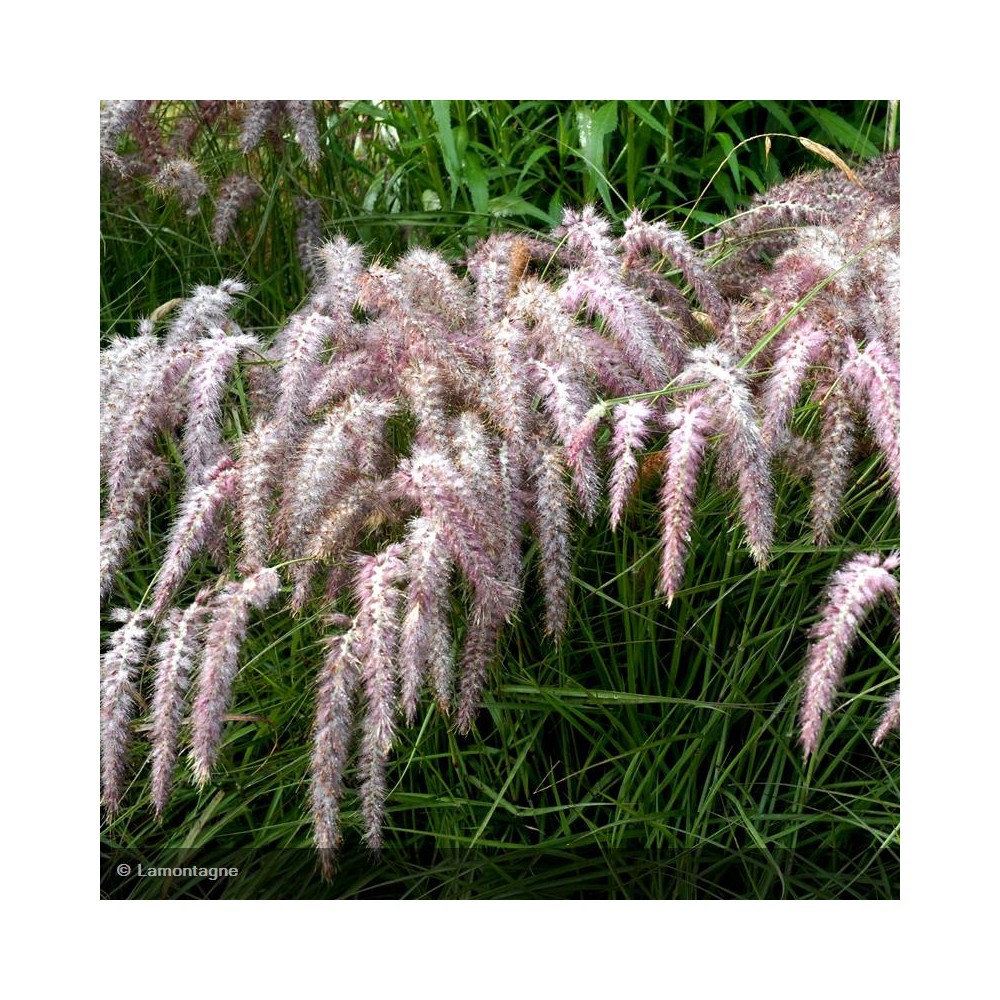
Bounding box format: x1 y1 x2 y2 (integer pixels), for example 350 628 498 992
609 400 654 530
799 552 899 756
153 158 207 217
235 420 280 573
565 402 606 524
190 568 281 785
556 205 616 265
100 455 169 600
531 441 573 637
559 265 670 392
396 247 473 329
530 359 601 520
101 329 158 467
149 457 240 620
284 100 322 167
101 608 151 813
166 278 248 347
272 309 337 448
308 348 383 414
311 235 366 318
481 317 531 441
456 595 504 735
395 446 510 617
620 208 730 333
150 590 211 815
760 320 831 454
680 345 774 567
100 100 142 171
399 517 455 721
860 233 900 359
103 342 196 518
872 687 900 747
182 332 259 483
707 151 898 299
277 393 397 560
659 399 713 606
809 362 856 546
398 357 453 449
466 232 553 324
311 618 360 877
296 197 325 284
211 174 261 246
353 546 407 850
240 100 281 155
510 276 645 399
307 476 393 568
496 440 527 599
449 413 519 611
845 336 901 498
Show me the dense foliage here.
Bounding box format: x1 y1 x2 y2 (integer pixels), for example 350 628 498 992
101 100 899 899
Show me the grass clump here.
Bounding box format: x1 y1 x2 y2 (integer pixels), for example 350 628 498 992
101 100 899 899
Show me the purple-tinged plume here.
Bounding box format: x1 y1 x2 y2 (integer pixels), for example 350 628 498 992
101 329 158 467
100 455 169 601
760 320 830 453
235 420 280 573
564 402 607 525
621 208 730 333
311 236 366 318
240 101 281 155
845 336 900 499
296 197 325 284
396 247 473 329
680 345 774 566
609 400 654 530
799 552 899 757
149 457 240 620
166 279 248 347
311 617 360 877
272 309 337 451
100 100 142 172
809 369 856 546
153 158 207 217
455 596 504 735
103 342 196 517
659 400 713 606
278 393 396 561
308 348 383 414
395 446 509 617
466 233 554 324
449 413 518 611
555 205 616 265
182 332 259 483
530 359 601 520
559 266 670 392
399 516 455 721
101 608 151 813
211 174 261 247
284 100 322 167
496 441 527 597
353 546 407 850
150 590 211 816
872 687 900 747
307 477 392 567
481 317 530 440
531 442 573 638
190 568 281 784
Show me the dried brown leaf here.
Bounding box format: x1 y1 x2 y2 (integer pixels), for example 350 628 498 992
799 138 862 187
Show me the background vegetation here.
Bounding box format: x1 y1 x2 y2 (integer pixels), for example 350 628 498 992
100 99 900 899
